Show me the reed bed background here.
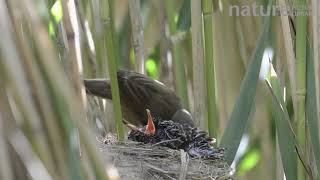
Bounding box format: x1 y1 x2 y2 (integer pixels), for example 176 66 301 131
0 0 319 179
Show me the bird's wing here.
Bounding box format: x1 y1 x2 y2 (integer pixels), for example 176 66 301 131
117 70 164 104
117 70 182 119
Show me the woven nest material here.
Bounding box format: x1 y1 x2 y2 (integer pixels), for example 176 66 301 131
98 136 234 180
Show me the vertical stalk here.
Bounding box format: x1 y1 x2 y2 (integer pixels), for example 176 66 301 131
10 9 70 179
129 0 145 74
90 0 114 132
277 0 298 122
91 0 107 77
75 0 97 78
164 0 189 110
158 0 172 86
275 20 286 179
191 0 206 128
0 124 14 180
0 76 14 180
294 0 307 179
11 0 111 179
202 0 218 137
276 135 284 180
100 0 124 140
60 3 87 178
311 0 320 144
61 0 85 100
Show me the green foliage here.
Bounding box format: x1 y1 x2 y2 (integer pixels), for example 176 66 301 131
265 64 298 180
219 1 271 164
51 0 63 23
48 21 55 36
202 0 218 137
1 0 319 179
101 0 124 140
177 0 191 31
306 40 320 176
164 0 189 110
145 58 159 79
237 144 261 175
130 48 136 67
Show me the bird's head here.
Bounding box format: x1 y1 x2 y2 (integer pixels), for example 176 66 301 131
126 109 156 136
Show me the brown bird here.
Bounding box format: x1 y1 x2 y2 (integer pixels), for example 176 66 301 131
84 69 195 127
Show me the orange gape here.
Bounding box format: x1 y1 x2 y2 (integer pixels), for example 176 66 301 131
144 109 155 135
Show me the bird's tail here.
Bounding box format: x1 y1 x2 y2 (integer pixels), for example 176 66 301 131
83 79 112 99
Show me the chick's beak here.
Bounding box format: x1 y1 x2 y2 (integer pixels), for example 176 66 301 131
144 109 155 135
125 123 139 131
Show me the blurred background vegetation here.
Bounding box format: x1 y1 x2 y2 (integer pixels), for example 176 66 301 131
0 0 319 179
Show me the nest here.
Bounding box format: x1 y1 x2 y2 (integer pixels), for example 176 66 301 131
98 136 234 180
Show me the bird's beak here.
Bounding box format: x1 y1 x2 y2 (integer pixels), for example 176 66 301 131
123 119 140 131
144 109 155 135
125 123 139 131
